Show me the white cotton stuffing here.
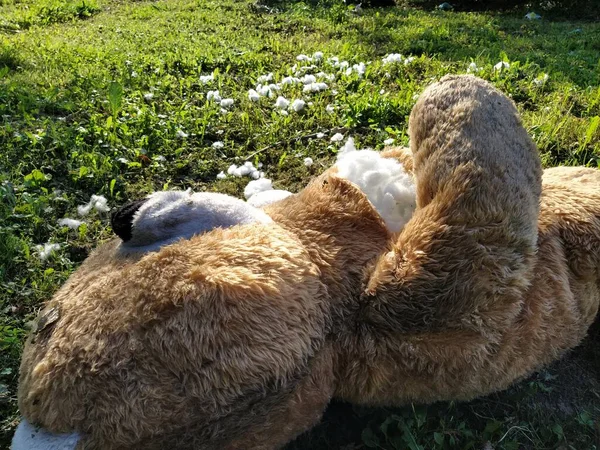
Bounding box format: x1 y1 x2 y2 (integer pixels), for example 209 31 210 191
301 74 317 84
36 243 61 261
326 104 335 114
303 157 313 167
206 90 221 102
220 98 234 108
199 74 214 84
248 89 261 101
296 54 311 61
257 73 274 83
467 62 482 73
244 178 273 199
176 130 189 139
303 82 328 93
226 161 262 179
384 138 395 145
58 218 84 229
281 76 301 86
312 51 324 61
216 171 227 180
212 141 224 149
291 99 305 112
77 195 110 216
334 138 416 232
494 61 510 71
382 53 404 64
330 132 344 142
275 96 290 109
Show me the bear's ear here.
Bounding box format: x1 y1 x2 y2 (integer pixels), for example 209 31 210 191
110 199 148 242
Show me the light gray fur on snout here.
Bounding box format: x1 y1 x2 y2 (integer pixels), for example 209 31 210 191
12 419 80 450
122 189 273 252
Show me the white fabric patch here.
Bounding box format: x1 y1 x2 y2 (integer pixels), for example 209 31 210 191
12 419 80 450
122 189 273 252
335 141 416 232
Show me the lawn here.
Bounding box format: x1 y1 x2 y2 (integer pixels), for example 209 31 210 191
1 0 599 448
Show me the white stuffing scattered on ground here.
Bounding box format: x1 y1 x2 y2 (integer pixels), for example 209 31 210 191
248 89 260 101
36 243 61 261
303 82 328 93
244 178 273 199
312 51 324 61
216 171 227 180
533 73 549 86
77 195 110 216
212 141 224 149
301 74 316 84
316 132 325 139
206 90 221 101
143 93 154 101
303 157 313 167
330 132 344 142
117 157 129 164
225 161 262 179
200 74 214 84
291 99 305 112
467 62 482 73
281 76 301 86
275 96 290 109
296 54 311 61
58 218 84 229
494 61 510 71
334 138 416 232
382 53 415 65
384 138 395 145
525 12 541 19
326 104 335 114
220 98 234 108
257 73 274 83
176 130 188 139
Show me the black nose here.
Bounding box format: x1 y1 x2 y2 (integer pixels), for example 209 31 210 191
110 199 148 242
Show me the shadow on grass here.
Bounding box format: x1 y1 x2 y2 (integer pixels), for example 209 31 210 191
287 320 600 449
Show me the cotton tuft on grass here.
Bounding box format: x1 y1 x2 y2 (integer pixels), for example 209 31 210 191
244 178 273 199
248 89 260 102
207 90 221 102
303 157 313 167
77 195 110 216
226 161 263 179
291 99 305 112
36 243 61 261
275 96 290 109
330 132 344 142
58 218 84 229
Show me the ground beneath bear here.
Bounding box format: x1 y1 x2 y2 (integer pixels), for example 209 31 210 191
286 320 600 449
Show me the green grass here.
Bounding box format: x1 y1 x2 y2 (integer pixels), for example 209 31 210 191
1 0 599 448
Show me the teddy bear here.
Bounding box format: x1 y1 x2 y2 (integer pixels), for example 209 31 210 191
12 75 600 450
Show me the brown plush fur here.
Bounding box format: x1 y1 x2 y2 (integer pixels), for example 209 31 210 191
17 75 600 449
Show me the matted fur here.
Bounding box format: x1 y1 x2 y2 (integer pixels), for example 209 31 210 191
16 75 600 449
